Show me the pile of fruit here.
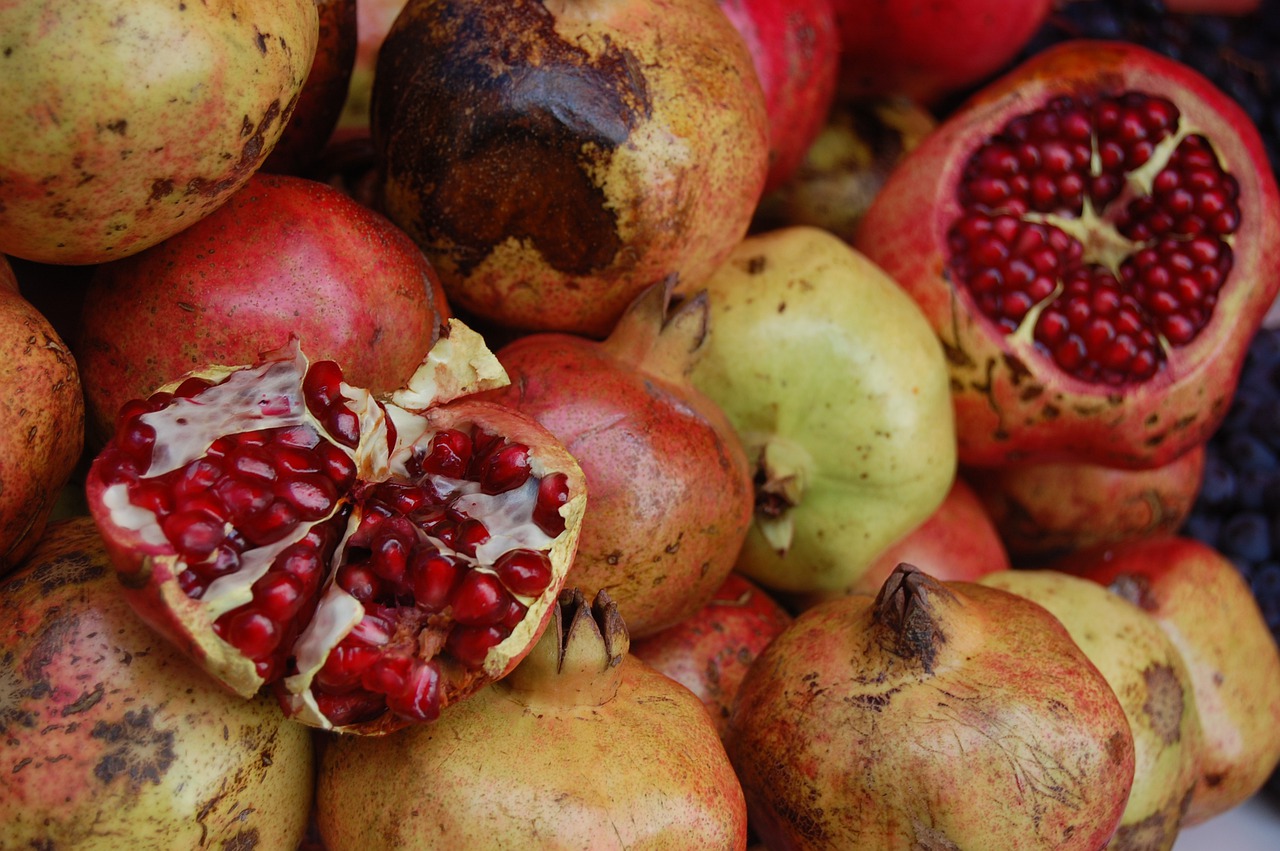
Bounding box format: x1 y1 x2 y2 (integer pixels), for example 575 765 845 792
2 0 1279 848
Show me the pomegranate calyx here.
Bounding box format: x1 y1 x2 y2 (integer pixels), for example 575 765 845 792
599 279 710 382
872 564 957 674
505 587 627 707
751 436 811 555
389 318 510 411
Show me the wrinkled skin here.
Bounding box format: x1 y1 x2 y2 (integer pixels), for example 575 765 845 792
78 172 450 449
0 0 318 264
0 518 315 849
680 226 957 594
0 258 84 574
372 0 770 336
982 570 1203 851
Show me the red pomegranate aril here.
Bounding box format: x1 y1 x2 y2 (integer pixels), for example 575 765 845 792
254 572 307 622
161 509 226 560
314 692 385 728
173 457 224 500
383 659 442 722
445 625 506 667
130 480 174 517
337 562 385 603
214 476 274 519
217 609 281 660
533 472 569 536
410 552 460 613
277 474 338 521
371 533 410 585
316 442 358 489
497 598 528 632
453 518 490 558
493 549 554 597
360 651 413 696
451 571 511 626
303 360 347 410
476 442 532 495
238 499 302 546
420 428 472 478
326 407 361 450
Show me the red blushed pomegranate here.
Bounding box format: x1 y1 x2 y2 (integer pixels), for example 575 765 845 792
0 518 315 848
477 283 755 638
725 564 1136 850
85 320 586 734
718 0 840 194
856 41 1280 471
78 172 450 450
317 589 748 850
829 0 1051 105
629 572 792 737
968 444 1206 566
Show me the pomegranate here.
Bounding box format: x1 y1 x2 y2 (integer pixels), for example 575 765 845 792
717 0 841 194
77 172 451 450
0 257 85 574
1053 536 1280 826
725 564 1135 850
477 283 754 637
263 0 359 174
371 0 770 337
679 226 956 594
334 0 411 139
0 0 318 264
0 517 315 848
629 571 792 737
829 0 1052 105
855 40 1280 470
968 443 1206 566
316 588 748 849
789 475 1010 609
84 320 587 733
981 569 1203 851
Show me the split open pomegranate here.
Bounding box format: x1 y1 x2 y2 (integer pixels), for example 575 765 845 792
85 320 586 733
856 40 1280 470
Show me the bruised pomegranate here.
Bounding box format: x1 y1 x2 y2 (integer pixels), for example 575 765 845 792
0 257 84 574
78 172 451 449
372 0 770 336
0 0 318 264
478 283 754 637
316 588 748 849
85 321 586 733
856 40 1280 470
630 572 792 737
726 564 1135 850
0 518 315 848
718 0 840 194
969 444 1206 566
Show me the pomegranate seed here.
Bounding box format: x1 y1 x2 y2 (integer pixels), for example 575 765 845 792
498 598 528 631
326 407 360 449
254 572 306 621
303 360 347 411
533 472 569 536
420 429 472 478
178 569 201 597
130 479 174 517
313 691 385 727
383 659 442 722
493 549 553 597
410 552 460 613
450 570 511 626
371 533 410 585
274 423 321 449
477 442 531 495
174 457 224 500
161 509 226 560
214 476 274 519
316 442 357 489
360 651 413 696
238 499 300 546
446 625 506 667
277 474 338 521
337 563 384 603
218 610 280 660
453 517 490 557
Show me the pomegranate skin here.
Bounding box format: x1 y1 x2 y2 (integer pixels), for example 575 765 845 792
372 0 770 337
0 517 315 849
78 172 450 448
0 0 318 264
0 258 85 574
855 40 1280 471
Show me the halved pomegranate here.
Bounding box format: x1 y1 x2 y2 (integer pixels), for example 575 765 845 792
85 320 586 734
856 40 1280 470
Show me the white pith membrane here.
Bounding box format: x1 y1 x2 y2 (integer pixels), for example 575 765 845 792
947 90 1239 385
99 328 578 730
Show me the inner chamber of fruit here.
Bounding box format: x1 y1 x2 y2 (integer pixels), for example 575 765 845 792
85 321 586 733
856 40 1280 470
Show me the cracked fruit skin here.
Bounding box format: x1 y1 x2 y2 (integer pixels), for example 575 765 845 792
725 564 1135 851
0 0 319 265
855 40 1280 470
681 226 956 594
0 517 315 850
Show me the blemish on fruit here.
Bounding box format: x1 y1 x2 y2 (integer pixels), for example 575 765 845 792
88 706 177 791
1140 662 1184 745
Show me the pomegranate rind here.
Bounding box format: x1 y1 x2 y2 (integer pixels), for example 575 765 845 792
855 40 1280 469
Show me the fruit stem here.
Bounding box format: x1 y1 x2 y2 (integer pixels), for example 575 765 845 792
872 564 955 674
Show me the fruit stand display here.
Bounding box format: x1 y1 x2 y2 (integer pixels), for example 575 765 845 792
2 0 1280 849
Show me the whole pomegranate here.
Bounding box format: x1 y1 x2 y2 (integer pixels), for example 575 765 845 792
969 444 1206 566
84 321 587 733
316 588 748 850
717 0 841 194
478 283 754 637
77 172 451 449
0 0 318 264
680 226 957 594
0 517 315 848
981 569 1203 851
1053 536 1280 826
829 0 1052 104
630 571 792 736
856 41 1280 470
726 564 1136 850
371 0 770 337
0 257 85 574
